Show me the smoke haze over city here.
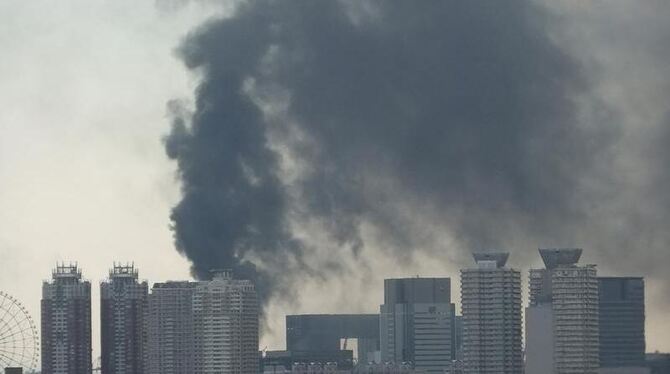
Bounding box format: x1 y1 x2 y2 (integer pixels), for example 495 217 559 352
1 0 670 358
166 0 670 331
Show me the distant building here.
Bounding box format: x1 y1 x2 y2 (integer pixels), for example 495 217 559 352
193 270 259 374
100 263 148 374
286 314 379 365
147 281 196 374
41 264 92 374
353 362 417 373
453 315 463 361
147 271 258 374
380 277 456 374
525 248 599 374
599 277 645 368
646 353 670 374
597 367 650 374
461 252 522 374
262 350 354 372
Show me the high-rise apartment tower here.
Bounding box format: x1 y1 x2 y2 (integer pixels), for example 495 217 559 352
193 271 259 374
525 248 599 374
100 263 148 374
41 264 92 374
461 252 522 374
147 281 196 374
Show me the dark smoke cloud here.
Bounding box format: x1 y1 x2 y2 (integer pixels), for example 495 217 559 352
165 0 669 312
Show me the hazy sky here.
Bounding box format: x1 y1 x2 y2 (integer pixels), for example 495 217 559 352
1 0 669 365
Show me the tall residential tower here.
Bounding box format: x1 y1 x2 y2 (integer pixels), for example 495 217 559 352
100 263 148 374
193 271 259 374
147 282 196 374
461 252 522 374
41 264 92 374
525 248 599 374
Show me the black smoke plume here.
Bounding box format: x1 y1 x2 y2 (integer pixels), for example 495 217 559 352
165 0 670 310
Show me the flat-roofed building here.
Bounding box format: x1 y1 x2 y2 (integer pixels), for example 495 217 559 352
599 277 645 368
380 277 455 374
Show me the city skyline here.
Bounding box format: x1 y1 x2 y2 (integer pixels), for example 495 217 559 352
23 253 661 373
13 252 665 368
2 0 670 363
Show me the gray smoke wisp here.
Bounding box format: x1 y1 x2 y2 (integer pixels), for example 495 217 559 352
165 0 670 315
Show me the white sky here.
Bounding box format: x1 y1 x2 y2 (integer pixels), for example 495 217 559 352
0 0 224 364
0 0 667 368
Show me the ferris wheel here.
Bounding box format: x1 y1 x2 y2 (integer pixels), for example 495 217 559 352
0 291 39 371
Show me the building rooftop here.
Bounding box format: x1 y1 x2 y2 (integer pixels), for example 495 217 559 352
539 248 582 269
473 252 509 268
109 262 139 278
52 263 82 279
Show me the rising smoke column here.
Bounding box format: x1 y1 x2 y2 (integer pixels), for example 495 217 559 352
165 0 623 307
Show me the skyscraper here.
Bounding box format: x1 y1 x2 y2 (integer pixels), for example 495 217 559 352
147 281 196 374
461 252 522 374
525 248 599 374
380 277 455 374
100 263 148 374
599 277 646 368
41 264 92 374
193 270 259 374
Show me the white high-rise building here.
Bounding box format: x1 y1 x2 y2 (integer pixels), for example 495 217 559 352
460 252 522 374
525 248 599 374
193 271 259 374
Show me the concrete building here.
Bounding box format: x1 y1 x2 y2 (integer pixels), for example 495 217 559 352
100 263 148 374
525 248 599 374
380 277 455 374
147 281 196 374
286 314 379 365
193 270 259 374
599 277 646 368
646 353 670 374
461 252 522 374
262 350 354 373
41 264 92 374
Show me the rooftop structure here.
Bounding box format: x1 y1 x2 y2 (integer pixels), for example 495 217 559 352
472 252 509 268
538 248 582 269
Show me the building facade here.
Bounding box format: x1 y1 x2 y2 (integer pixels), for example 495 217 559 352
461 252 522 374
380 277 455 374
193 271 259 374
147 281 196 374
100 263 148 374
41 264 92 374
525 248 599 374
286 314 379 365
599 277 646 368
